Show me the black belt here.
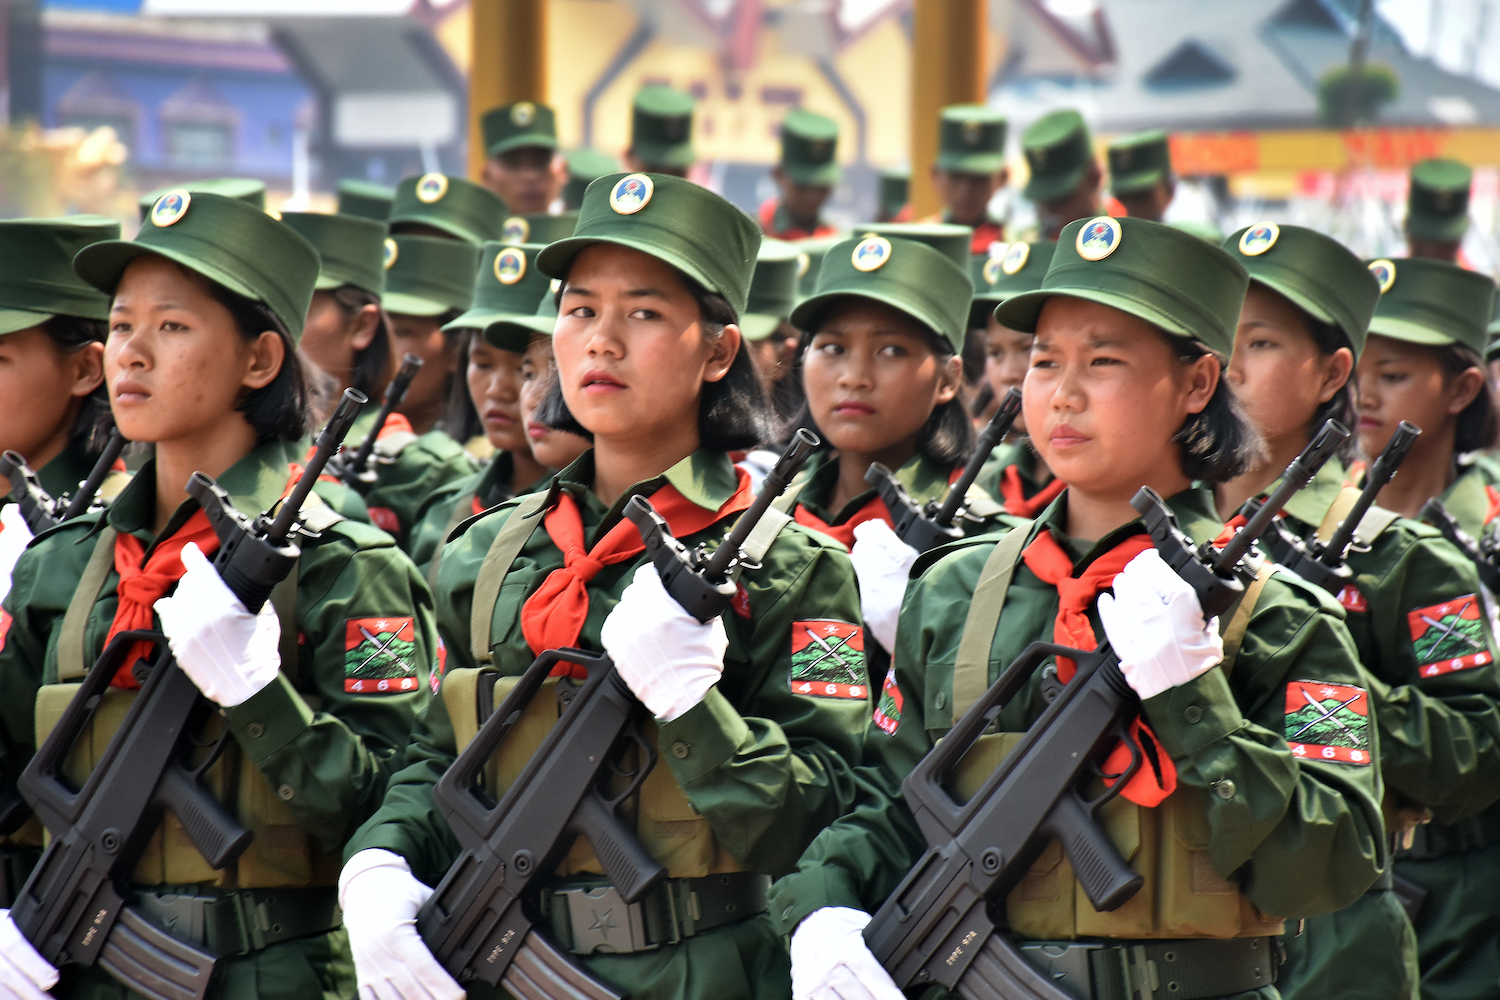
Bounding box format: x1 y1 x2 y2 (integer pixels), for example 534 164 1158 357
541 873 770 955
1399 807 1500 859
132 886 341 958
1019 936 1280 1000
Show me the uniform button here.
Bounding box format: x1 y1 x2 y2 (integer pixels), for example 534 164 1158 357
246 723 265 739
1184 705 1203 724
935 692 947 710
278 784 295 801
1215 780 1236 800
671 742 690 759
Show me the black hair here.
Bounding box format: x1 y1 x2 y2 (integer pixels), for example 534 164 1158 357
960 321 987 385
327 284 397 401
538 260 770 451
1300 311 1360 462
445 327 487 444
1441 343 1500 455
1168 335 1261 485
202 281 314 442
40 314 116 461
783 296 974 469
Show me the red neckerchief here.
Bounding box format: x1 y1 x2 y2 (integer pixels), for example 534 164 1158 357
999 465 1066 518
107 511 221 687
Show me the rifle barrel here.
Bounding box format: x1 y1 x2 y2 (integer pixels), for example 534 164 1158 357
268 389 366 541
1321 420 1419 566
933 387 1023 528
1214 419 1348 573
62 430 127 520
350 353 422 472
703 429 819 580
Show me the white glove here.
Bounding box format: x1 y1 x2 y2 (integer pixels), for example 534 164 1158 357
340 849 463 1000
154 542 281 707
0 909 57 1000
790 907 904 1000
1097 548 1223 700
848 519 918 652
0 505 34 606
600 563 727 722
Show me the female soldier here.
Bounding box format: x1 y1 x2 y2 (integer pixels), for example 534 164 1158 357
517 301 590 472
774 217 1385 1000
406 241 557 575
337 173 869 1000
1351 258 1500 1000
0 192 436 1000
0 217 124 600
1216 224 1500 1000
971 240 1061 517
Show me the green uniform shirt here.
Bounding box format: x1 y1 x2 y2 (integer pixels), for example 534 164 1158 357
790 448 998 537
976 438 1054 512
346 404 478 550
1436 456 1500 538
770 487 1385 937
345 449 870 1000
406 452 545 573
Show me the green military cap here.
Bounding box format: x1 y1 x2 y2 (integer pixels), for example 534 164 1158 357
444 242 553 352
280 211 387 297
501 212 577 246
381 233 480 318
388 173 508 245
138 177 265 220
743 240 803 341
795 235 842 300
337 179 395 221
859 222 971 273
538 172 760 317
792 234 972 353
1022 109 1094 203
970 240 1056 308
878 168 909 220
997 216 1247 357
564 148 621 210
79 190 318 341
1108 130 1172 194
1224 222 1378 359
1364 256 1494 357
1487 291 1500 361
630 85 696 169
482 101 558 158
780 108 840 187
1407 158 1472 242
0 216 119 334
937 105 1007 175
482 282 561 352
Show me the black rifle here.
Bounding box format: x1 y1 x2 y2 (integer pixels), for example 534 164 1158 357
2 429 128 534
12 389 365 1000
330 353 422 495
416 429 820 1000
1421 498 1500 594
862 420 1348 1000
865 387 1023 553
1267 421 1419 596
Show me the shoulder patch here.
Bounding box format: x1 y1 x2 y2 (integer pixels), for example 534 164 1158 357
790 620 868 700
873 670 903 735
431 635 447 694
345 616 420 693
1336 585 1367 613
368 506 401 535
1284 680 1372 765
1408 595 1493 677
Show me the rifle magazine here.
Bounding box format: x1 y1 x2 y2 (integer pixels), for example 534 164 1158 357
503 929 626 1000
97 906 217 1000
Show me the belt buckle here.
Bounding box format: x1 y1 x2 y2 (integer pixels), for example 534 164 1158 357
559 885 654 955
1117 944 1159 1000
1017 942 1093 1000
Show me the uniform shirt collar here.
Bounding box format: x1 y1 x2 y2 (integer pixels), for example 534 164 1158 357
1270 455 1348 528
1029 485 1222 574
36 444 96 502
797 449 949 524
550 447 740 544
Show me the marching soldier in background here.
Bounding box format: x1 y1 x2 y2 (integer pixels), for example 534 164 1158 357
1022 109 1104 240
337 179 394 222
478 101 566 215
922 105 1008 256
739 239 806 428
759 108 841 241
1108 130 1175 222
1404 160 1472 265
499 211 576 247
387 173 508 245
624 84 697 177
877 168 909 222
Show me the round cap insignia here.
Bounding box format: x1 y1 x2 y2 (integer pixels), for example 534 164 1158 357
982 256 1003 286
511 102 536 127
796 252 811 279
415 173 449 204
961 120 984 146
851 236 891 272
1001 241 1031 276
550 278 562 293
609 174 654 215
150 189 191 228
383 238 398 270
502 216 530 244
494 247 527 285
1238 222 1280 256
1075 217 1122 261
1369 259 1397 294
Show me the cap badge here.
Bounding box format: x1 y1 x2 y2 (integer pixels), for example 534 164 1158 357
961 120 984 146
494 247 527 285
150 189 190 228
416 173 449 203
1113 149 1132 170
807 138 832 161
982 256 1003 286
1028 148 1047 171
550 278 562 293
609 173 654 215
1435 191 1453 211
511 101 536 127
796 252 811 279
661 115 688 141
1076 217 1122 261
851 235 891 272
502 216 530 244
383 238 398 270
1001 240 1031 276
1369 259 1396 294
1238 222 1280 256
